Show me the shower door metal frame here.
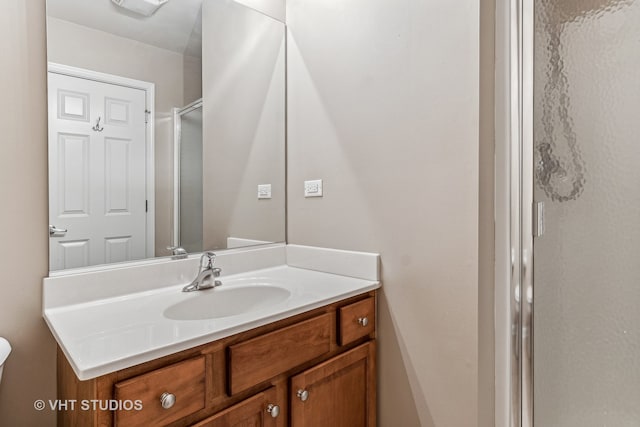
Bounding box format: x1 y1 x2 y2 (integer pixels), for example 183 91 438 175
517 0 535 425
514 0 535 425
172 98 203 247
497 0 534 426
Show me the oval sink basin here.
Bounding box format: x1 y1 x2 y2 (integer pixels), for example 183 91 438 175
163 284 291 320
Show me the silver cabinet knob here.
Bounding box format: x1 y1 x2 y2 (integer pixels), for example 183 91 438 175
297 389 309 402
358 317 369 327
160 392 176 409
266 403 280 418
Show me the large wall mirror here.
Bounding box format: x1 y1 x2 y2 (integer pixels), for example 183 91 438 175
46 0 286 272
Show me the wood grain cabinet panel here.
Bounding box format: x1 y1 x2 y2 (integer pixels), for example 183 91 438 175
338 297 375 346
113 356 205 427
228 313 332 395
57 291 377 427
290 342 376 427
192 387 280 427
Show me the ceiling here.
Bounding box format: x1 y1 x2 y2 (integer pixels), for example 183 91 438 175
47 0 202 57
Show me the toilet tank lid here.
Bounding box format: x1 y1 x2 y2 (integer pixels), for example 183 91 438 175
0 337 11 364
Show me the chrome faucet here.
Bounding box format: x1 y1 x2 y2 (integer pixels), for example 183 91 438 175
167 246 188 260
182 252 222 292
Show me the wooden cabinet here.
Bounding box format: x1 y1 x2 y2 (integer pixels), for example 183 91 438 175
338 297 375 346
57 291 376 427
114 356 206 427
290 343 375 427
228 314 332 395
193 387 280 427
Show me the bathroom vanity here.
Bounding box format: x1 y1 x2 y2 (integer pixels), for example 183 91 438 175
44 244 380 427
57 292 376 427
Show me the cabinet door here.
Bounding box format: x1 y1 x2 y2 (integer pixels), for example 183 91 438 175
290 342 376 427
192 387 281 427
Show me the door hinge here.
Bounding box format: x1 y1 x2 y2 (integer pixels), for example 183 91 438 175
144 109 151 124
145 200 148 213
533 201 545 237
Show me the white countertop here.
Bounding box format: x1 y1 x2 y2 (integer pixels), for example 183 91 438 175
44 265 379 380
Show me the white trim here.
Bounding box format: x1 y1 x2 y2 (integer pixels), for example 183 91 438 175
286 244 380 282
47 62 156 260
227 237 273 249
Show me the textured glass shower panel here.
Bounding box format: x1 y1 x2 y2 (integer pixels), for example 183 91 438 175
533 0 640 425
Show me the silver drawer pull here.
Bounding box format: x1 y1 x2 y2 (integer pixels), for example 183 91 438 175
297 389 309 402
160 392 176 409
358 317 369 327
266 403 280 418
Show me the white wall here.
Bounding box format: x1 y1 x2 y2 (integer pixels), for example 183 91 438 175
0 1 56 425
184 54 203 105
234 0 285 22
286 0 480 425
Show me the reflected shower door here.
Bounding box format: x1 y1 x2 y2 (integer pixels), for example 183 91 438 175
178 103 203 253
533 0 640 425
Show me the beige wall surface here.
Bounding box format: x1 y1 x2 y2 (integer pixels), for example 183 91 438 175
47 17 186 258
184 54 203 106
286 0 480 425
0 0 56 425
287 0 479 427
202 0 286 250
0 1 495 426
478 0 496 425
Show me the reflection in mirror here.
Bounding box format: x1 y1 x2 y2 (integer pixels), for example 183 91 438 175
46 0 286 272
174 99 204 253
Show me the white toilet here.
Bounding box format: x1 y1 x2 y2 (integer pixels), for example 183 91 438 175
0 337 10 384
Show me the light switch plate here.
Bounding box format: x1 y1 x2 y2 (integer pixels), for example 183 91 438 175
304 179 323 198
258 184 272 199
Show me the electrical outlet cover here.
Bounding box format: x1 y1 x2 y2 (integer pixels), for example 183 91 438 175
304 180 323 198
258 184 272 199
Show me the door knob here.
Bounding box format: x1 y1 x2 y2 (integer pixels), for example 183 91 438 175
49 225 68 237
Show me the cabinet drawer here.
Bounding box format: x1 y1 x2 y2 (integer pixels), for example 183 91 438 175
338 297 375 346
114 356 205 427
228 313 332 395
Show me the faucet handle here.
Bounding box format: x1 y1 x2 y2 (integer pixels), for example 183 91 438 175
200 251 216 269
167 246 188 259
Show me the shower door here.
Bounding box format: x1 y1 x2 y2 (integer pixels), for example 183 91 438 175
173 100 203 253
531 0 640 425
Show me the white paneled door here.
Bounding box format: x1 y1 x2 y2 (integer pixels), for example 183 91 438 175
48 72 148 271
